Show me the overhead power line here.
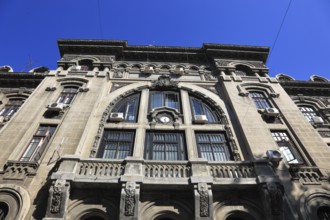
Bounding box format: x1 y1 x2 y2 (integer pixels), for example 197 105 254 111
267 0 293 64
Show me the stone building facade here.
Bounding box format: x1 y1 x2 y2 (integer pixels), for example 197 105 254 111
0 40 329 220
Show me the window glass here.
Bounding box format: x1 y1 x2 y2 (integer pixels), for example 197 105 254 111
190 97 218 123
113 93 140 122
20 125 56 162
145 132 186 160
318 206 330 220
56 87 78 104
97 130 134 159
271 131 302 164
150 92 179 111
0 99 24 119
299 106 318 122
196 133 231 161
250 92 271 109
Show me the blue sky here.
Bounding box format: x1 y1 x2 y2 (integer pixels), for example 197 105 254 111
0 0 329 80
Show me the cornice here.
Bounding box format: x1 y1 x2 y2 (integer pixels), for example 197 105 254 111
57 39 270 63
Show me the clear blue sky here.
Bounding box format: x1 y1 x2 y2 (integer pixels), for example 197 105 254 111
0 0 329 80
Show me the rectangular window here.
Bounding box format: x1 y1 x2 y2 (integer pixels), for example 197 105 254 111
250 92 271 109
56 87 78 104
20 125 56 162
271 131 303 164
149 91 180 111
145 131 186 160
196 133 231 161
97 130 134 159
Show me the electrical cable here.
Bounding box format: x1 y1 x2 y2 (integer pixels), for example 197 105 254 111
267 0 293 64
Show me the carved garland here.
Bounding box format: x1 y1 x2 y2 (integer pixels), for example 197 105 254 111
124 182 136 216
50 180 67 214
198 183 209 217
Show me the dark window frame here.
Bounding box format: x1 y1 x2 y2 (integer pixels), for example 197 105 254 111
20 125 56 162
111 93 140 122
195 132 232 161
97 130 135 159
271 131 303 164
190 96 220 123
149 91 181 112
250 91 271 109
56 86 79 105
145 131 187 161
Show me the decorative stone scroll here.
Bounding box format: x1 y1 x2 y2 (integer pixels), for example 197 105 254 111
198 183 209 217
50 179 67 214
124 182 136 216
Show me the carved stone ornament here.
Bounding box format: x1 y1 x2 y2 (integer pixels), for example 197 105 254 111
152 74 178 88
263 182 284 216
50 179 66 214
124 182 136 216
198 183 209 217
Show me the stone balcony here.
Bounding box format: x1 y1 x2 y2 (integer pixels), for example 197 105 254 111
49 155 275 188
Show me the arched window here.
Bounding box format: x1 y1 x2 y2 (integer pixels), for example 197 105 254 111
190 97 219 123
56 86 79 105
111 93 140 122
250 92 271 109
78 59 93 71
299 106 318 122
149 91 180 112
317 206 330 220
0 99 24 121
235 65 252 76
0 202 8 220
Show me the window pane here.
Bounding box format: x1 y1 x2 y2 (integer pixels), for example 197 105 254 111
271 131 302 164
145 132 186 160
196 133 231 161
192 99 203 115
20 125 56 161
151 93 163 109
165 93 178 110
250 92 271 109
114 94 140 122
98 130 134 159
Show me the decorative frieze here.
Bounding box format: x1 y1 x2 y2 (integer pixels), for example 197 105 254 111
2 161 39 180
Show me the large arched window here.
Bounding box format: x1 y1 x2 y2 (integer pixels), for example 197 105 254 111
0 202 8 220
110 93 140 122
317 206 330 220
190 96 219 123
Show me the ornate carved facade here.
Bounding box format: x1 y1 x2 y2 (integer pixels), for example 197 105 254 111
0 40 329 220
